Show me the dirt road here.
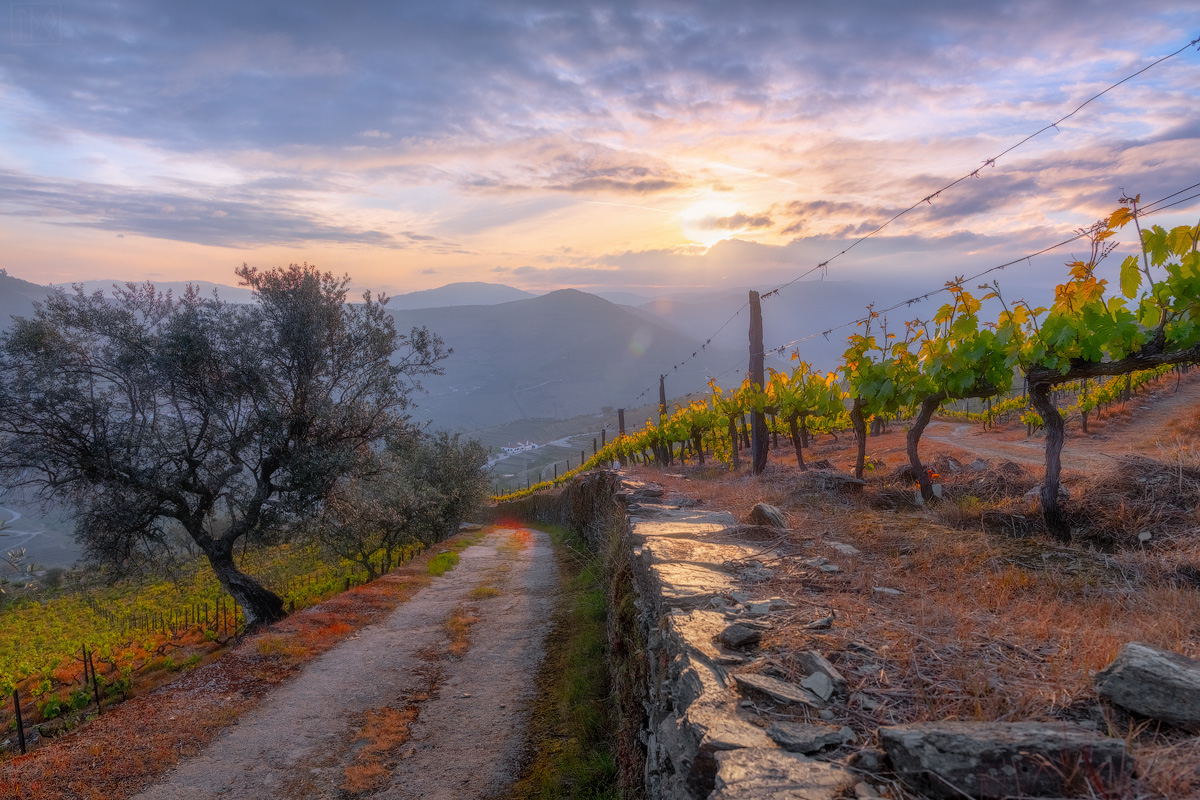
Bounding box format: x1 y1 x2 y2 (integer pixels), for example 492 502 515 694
922 377 1200 474
133 527 556 800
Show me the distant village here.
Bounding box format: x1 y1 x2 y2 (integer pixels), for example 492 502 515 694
500 441 539 455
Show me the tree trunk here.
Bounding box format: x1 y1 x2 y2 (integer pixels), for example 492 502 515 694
692 429 705 466
851 398 867 481
788 413 806 471
728 417 740 471
909 392 946 503
1029 380 1070 542
206 544 286 630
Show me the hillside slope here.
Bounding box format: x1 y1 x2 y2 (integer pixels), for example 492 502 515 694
392 289 744 431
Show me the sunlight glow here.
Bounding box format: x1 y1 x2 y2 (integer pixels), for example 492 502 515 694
680 196 742 248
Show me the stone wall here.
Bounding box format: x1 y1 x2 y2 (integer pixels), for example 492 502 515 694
497 471 1136 800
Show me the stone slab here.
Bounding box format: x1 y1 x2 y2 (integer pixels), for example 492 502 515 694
630 511 739 539
733 673 822 708
710 749 857 800
641 537 768 570
879 721 1130 800
649 561 741 611
765 721 851 754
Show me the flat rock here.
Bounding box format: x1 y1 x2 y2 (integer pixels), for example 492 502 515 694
640 537 767 570
1095 641 1200 726
795 651 847 697
766 721 851 754
749 502 788 529
734 673 822 708
667 609 734 667
826 541 861 557
650 561 741 611
711 749 858 799
630 511 739 539
624 480 665 497
879 721 1130 800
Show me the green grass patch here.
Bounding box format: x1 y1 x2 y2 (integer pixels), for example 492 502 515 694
469 585 502 599
426 551 461 577
508 523 618 800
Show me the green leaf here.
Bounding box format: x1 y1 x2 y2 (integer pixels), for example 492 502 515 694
1119 255 1141 299
1168 225 1194 257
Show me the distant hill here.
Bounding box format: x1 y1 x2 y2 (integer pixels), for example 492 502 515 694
0 270 48 330
590 290 654 306
391 289 744 431
388 282 538 310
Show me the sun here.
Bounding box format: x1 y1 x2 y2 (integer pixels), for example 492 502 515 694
679 196 741 248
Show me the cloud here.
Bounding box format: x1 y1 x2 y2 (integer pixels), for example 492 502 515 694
0 170 398 248
0 0 1196 297
454 140 691 196
8 1 1173 158
698 212 773 231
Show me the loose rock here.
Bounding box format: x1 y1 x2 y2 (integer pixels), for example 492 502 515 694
800 671 834 701
1095 641 1200 727
718 623 763 650
749 502 788 529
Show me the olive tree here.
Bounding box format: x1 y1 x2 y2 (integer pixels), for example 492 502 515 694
309 430 489 580
0 263 447 628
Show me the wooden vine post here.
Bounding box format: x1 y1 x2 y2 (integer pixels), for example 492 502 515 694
748 291 768 474
13 689 26 754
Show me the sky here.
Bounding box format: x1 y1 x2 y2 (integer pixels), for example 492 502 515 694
0 0 1198 302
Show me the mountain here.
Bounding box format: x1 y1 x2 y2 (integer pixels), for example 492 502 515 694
0 270 49 329
589 290 655 306
390 289 744 431
387 282 537 310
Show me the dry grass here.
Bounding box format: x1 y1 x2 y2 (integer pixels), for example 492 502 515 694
340 704 420 794
0 528 492 800
1069 444 1200 550
498 527 533 556
444 604 481 659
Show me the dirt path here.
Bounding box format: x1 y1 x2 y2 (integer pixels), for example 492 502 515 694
923 376 1200 474
133 527 556 800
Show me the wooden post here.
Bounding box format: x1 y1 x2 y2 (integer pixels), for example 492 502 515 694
86 646 102 714
600 429 606 448
657 375 669 464
592 438 597 455
554 463 558 479
749 291 768 475
13 690 25 754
